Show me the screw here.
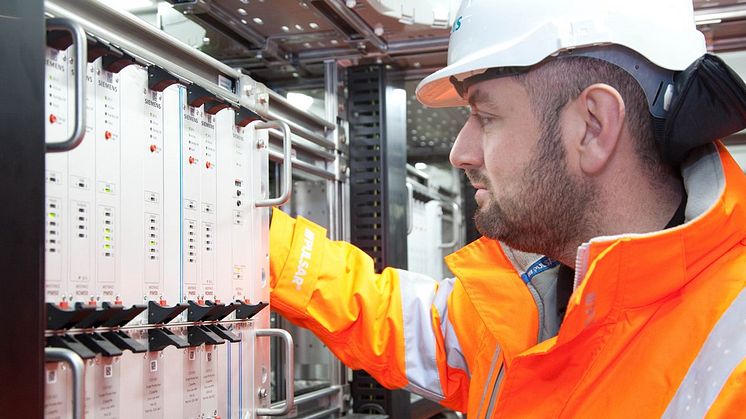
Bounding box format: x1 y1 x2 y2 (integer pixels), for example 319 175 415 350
258 387 268 399
256 139 266 149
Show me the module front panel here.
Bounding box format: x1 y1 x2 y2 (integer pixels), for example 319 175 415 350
43 40 271 419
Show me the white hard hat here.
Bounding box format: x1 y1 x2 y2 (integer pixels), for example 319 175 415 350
416 0 707 108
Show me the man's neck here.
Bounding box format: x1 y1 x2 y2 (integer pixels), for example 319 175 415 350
556 172 685 268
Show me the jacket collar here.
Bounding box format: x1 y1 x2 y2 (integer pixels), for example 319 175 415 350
446 143 746 348
559 142 746 341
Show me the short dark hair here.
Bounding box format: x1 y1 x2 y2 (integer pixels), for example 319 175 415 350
514 57 669 178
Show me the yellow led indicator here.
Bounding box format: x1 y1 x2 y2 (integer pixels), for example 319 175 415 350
149 241 157 246
104 187 111 193
104 236 111 242
104 244 111 249
104 228 111 234
49 212 56 218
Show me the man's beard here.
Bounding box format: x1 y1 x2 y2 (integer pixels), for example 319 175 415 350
467 122 597 259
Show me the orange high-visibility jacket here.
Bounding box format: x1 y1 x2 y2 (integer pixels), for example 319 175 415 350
269 143 746 418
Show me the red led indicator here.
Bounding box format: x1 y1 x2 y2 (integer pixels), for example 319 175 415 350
159 299 168 306
104 131 112 140
150 144 157 153
59 300 69 310
188 156 195 165
49 114 57 124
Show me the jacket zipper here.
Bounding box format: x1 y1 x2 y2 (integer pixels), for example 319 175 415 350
480 244 591 418
477 348 501 418
573 242 591 290
483 365 505 418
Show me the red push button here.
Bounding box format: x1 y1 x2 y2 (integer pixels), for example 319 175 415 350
205 161 212 169
104 131 112 140
188 156 195 165
149 144 157 153
49 114 57 124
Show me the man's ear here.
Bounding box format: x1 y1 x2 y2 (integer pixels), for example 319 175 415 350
572 83 626 174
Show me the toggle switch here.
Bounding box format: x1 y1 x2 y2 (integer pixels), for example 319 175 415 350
101 330 147 353
187 325 224 346
207 324 241 343
73 301 124 329
148 328 189 352
100 302 146 328
46 302 96 330
148 300 188 325
234 300 268 320
46 335 96 360
76 333 123 357
187 300 235 322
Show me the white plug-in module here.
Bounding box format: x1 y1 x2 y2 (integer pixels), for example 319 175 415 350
94 60 122 304
44 46 71 304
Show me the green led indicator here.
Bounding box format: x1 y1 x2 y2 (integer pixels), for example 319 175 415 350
104 228 111 234
104 187 111 193
49 212 56 218
104 236 111 242
104 244 111 249
149 241 157 246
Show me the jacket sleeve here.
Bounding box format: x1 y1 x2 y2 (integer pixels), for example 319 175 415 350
269 208 470 411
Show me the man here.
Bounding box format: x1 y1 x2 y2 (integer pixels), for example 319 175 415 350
269 0 746 416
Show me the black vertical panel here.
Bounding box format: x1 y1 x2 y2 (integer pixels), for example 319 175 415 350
347 64 408 271
0 0 45 417
347 65 410 417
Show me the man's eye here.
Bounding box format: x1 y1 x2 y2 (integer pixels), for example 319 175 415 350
472 113 494 127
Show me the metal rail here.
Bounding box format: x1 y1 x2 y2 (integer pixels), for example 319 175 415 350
268 129 336 162
266 88 336 130
301 406 343 419
268 149 337 180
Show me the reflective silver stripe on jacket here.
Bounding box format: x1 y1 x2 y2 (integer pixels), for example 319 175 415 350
434 277 470 376
662 288 746 418
398 270 470 401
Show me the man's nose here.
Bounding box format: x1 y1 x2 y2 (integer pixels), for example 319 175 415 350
450 117 483 170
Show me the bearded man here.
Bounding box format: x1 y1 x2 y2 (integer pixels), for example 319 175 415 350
267 0 746 416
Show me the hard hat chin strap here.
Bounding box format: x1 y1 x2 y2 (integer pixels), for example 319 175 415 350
559 45 676 121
